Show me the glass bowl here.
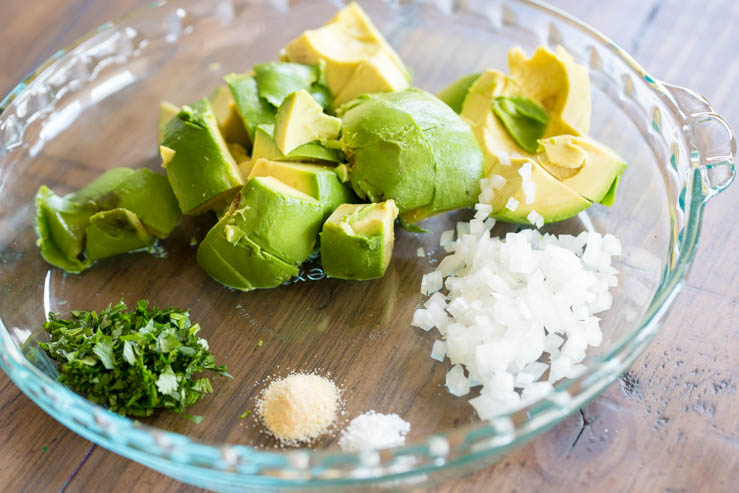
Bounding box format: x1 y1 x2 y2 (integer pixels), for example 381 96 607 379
0 0 735 490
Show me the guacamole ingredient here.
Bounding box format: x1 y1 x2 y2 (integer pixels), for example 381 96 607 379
160 99 244 215
437 72 482 114
248 158 356 221
35 168 180 273
282 2 410 106
196 176 324 292
273 89 341 155
339 88 484 223
225 73 276 144
320 200 399 280
411 211 621 419
39 300 229 419
508 45 591 136
253 61 331 110
251 123 345 164
210 85 250 146
338 411 410 451
257 372 340 445
491 96 549 153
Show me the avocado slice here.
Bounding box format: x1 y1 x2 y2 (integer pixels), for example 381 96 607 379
196 190 300 291
491 96 549 154
486 157 591 224
248 158 356 221
237 176 323 264
225 73 276 143
161 99 244 215
332 51 411 108
320 200 399 280
282 2 410 102
85 208 153 260
210 85 250 146
508 46 591 137
339 88 483 223
68 168 136 204
437 73 482 114
274 90 341 155
253 62 331 110
158 101 180 144
537 135 628 204
35 186 95 273
252 124 345 164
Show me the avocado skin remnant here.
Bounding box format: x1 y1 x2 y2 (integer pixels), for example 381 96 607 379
161 98 244 215
321 200 399 280
339 88 483 224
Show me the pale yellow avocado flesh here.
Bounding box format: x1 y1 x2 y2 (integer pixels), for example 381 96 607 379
508 46 591 136
537 135 627 203
158 101 180 143
210 86 251 145
488 157 590 223
333 51 410 107
282 2 410 101
273 90 341 155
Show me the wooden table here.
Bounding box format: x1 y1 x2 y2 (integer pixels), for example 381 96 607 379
1 1 736 491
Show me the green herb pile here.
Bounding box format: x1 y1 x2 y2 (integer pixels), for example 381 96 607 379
39 300 230 421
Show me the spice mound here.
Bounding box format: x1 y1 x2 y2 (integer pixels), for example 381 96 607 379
339 411 411 452
257 372 340 445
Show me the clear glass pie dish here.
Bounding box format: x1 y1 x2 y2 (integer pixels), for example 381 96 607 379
0 0 735 490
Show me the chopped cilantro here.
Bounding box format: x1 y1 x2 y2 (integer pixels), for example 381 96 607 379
257 340 263 347
39 300 230 419
239 410 252 419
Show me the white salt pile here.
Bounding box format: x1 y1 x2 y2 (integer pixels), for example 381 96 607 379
338 411 411 452
412 207 621 420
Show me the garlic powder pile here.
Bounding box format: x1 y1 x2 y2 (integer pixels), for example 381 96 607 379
413 205 621 420
339 411 411 452
257 372 340 445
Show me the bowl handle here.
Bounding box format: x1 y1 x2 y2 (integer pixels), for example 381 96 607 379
662 82 736 200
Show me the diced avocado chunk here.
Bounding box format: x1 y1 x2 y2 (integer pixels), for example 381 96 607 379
508 46 591 136
537 135 627 204
225 73 276 143
69 168 136 204
274 90 341 155
161 98 244 215
332 51 410 108
196 191 300 292
210 85 250 146
282 2 410 104
158 101 180 144
237 176 323 264
320 200 399 280
437 73 482 114
35 186 95 273
85 209 153 260
253 62 331 109
252 124 345 164
339 88 483 223
248 158 357 221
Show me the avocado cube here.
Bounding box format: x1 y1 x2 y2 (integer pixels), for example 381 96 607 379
161 98 244 215
274 89 341 155
248 158 356 221
320 200 398 280
225 73 276 144
237 176 323 264
85 208 153 260
252 124 345 164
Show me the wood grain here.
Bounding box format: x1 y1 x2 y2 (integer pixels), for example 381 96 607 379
1 0 737 492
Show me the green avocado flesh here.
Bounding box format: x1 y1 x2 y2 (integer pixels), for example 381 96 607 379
437 73 481 114
35 168 180 272
274 90 341 155
339 88 484 223
248 158 357 221
161 98 244 215
85 209 152 260
321 200 399 280
210 85 250 146
225 73 276 144
491 96 549 154
252 124 345 164
253 61 331 110
196 176 323 291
